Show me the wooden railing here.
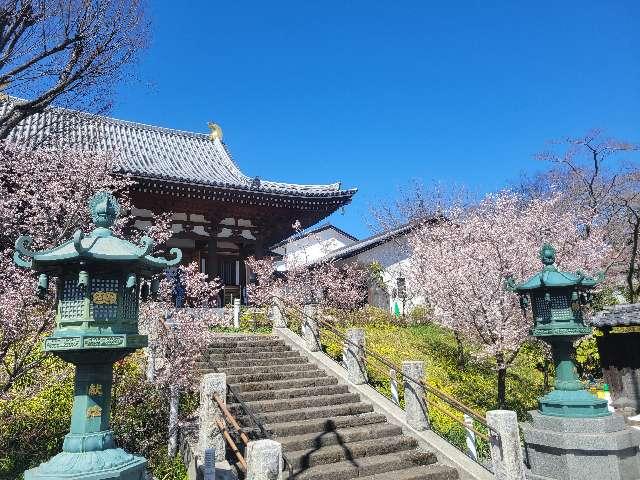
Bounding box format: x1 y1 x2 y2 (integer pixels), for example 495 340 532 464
213 393 248 472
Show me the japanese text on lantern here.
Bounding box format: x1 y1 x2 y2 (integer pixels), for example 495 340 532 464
92 291 117 304
86 406 102 418
88 384 103 396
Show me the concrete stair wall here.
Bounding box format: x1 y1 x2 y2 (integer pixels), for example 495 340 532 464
202 334 460 480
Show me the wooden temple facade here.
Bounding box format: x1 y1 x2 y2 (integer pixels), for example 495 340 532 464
2 99 357 303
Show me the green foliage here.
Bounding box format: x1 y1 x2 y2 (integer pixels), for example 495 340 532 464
0 355 73 478
212 307 272 334
367 261 386 289
575 333 602 378
312 307 547 461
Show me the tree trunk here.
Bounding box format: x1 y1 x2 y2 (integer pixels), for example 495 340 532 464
496 353 507 409
627 218 640 303
167 385 179 457
454 331 466 368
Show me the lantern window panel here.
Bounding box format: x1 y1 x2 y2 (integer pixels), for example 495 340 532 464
60 278 85 319
90 277 119 322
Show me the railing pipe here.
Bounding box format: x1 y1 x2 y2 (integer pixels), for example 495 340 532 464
277 297 495 433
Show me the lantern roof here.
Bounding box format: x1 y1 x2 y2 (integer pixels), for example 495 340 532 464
513 244 602 291
13 192 182 273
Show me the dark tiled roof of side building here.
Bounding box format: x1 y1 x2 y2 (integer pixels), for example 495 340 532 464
271 223 359 249
588 303 640 328
316 222 416 263
0 98 357 200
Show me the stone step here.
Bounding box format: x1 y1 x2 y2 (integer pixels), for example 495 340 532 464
229 392 361 415
209 350 302 361
208 339 284 348
208 344 290 353
230 376 338 393
282 450 438 480
277 422 403 451
254 412 388 437
211 356 308 368
286 435 420 471
226 369 326 385
235 383 349 402
236 402 375 425
356 464 459 480
215 363 319 377
210 334 276 342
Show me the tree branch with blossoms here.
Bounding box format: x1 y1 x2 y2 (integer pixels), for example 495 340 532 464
407 190 610 408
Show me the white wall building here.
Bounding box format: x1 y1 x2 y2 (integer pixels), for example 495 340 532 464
271 224 358 270
320 224 418 314
273 222 421 314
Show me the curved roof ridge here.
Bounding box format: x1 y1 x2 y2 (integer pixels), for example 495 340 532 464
0 97 357 198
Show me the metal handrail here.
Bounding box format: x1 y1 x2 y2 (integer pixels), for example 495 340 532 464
275 296 499 439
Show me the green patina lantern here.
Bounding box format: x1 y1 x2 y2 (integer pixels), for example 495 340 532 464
14 192 182 480
508 243 608 418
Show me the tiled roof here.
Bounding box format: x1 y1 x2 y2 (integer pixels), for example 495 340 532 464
0 98 356 199
271 223 358 249
316 222 416 263
588 304 640 328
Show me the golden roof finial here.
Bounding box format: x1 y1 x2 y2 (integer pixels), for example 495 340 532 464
207 122 223 141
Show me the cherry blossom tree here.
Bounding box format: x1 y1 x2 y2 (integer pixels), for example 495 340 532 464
246 223 367 313
0 141 138 396
0 141 194 398
408 190 610 407
140 262 222 390
530 131 640 301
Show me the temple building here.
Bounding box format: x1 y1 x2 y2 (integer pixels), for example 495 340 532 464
1 100 357 303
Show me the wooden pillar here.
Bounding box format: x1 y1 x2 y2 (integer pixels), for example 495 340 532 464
207 216 220 278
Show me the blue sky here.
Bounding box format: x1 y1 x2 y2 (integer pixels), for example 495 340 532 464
113 1 640 239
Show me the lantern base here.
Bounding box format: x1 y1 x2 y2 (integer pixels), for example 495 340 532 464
23 448 146 480
539 388 610 418
523 410 640 480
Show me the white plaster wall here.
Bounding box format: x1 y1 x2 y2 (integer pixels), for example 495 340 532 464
338 237 423 313
276 229 356 265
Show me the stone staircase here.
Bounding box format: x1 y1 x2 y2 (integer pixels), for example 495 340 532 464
203 334 460 480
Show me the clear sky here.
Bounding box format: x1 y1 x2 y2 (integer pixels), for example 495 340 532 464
112 1 640 239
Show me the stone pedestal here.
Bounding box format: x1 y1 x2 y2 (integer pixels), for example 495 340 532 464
198 373 227 463
523 411 640 480
402 361 429 431
301 304 320 352
343 328 367 385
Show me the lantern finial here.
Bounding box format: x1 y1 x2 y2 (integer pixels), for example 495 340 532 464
539 243 556 266
89 191 120 228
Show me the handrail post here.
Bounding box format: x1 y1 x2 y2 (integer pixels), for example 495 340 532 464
270 296 287 328
463 413 478 461
168 384 180 457
233 298 241 329
402 361 429 431
199 372 227 463
246 439 284 480
344 328 368 385
302 303 321 352
486 410 526 480
390 368 400 405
